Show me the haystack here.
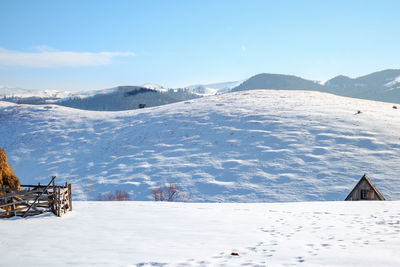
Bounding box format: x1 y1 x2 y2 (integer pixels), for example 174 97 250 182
0 148 20 190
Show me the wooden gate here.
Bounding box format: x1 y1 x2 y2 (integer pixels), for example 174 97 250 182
0 176 72 218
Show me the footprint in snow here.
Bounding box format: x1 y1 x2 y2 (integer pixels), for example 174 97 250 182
297 256 305 263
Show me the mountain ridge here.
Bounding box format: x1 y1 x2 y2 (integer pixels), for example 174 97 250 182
231 73 325 92
2 69 400 109
231 69 400 103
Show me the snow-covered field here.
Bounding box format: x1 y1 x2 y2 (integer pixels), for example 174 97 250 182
1 90 400 201
2 201 400 266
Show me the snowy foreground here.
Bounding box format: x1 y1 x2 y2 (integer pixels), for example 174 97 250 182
2 201 400 266
1 90 400 201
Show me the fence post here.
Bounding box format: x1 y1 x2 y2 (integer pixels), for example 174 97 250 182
63 183 67 214
57 186 61 217
68 184 72 211
12 199 16 217
62 186 65 214
52 179 56 214
5 192 9 217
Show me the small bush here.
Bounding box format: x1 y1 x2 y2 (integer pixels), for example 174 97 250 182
152 187 164 201
97 190 130 201
151 183 188 202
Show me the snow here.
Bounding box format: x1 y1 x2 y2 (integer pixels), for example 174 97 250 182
384 76 400 90
2 201 400 266
0 85 31 96
317 79 329 86
141 83 169 92
59 87 119 100
0 80 237 101
0 85 72 98
184 80 243 95
184 85 218 96
0 85 122 101
1 90 400 201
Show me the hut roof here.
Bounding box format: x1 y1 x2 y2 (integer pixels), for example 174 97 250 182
345 174 385 200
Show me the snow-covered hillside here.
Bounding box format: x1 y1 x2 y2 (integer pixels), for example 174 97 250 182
141 83 169 92
56 86 200 111
184 80 242 96
1 90 400 201
3 201 400 266
0 85 72 99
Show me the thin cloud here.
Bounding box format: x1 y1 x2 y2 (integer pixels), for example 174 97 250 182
0 47 135 67
241 45 246 52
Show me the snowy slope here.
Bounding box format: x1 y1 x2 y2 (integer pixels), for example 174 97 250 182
0 85 32 96
141 83 169 92
1 90 400 201
185 80 242 95
0 85 72 99
2 201 400 266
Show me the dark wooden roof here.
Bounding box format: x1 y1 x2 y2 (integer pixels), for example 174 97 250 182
345 174 385 200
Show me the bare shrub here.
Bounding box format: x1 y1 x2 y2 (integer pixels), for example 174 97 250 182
151 183 188 202
115 190 130 201
165 183 179 202
97 190 130 201
152 187 164 201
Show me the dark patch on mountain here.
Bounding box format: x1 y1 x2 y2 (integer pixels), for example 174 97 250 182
123 87 157 97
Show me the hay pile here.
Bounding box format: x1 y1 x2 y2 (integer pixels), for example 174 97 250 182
0 148 20 190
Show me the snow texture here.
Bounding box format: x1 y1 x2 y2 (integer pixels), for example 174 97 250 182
1 90 400 201
384 76 400 89
2 201 400 266
0 85 72 99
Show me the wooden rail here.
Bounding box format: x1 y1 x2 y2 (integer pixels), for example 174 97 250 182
0 177 72 218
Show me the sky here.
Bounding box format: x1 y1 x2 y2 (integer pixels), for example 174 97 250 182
1 0 399 91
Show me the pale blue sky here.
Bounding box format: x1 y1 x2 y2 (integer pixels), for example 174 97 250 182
1 0 399 91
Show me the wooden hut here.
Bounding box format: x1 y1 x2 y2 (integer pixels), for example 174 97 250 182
345 174 385 201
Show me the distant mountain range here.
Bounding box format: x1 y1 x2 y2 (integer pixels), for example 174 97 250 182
324 69 400 103
231 69 400 103
0 85 72 104
1 69 400 110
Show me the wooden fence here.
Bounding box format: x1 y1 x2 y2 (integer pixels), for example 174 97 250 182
0 176 72 218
